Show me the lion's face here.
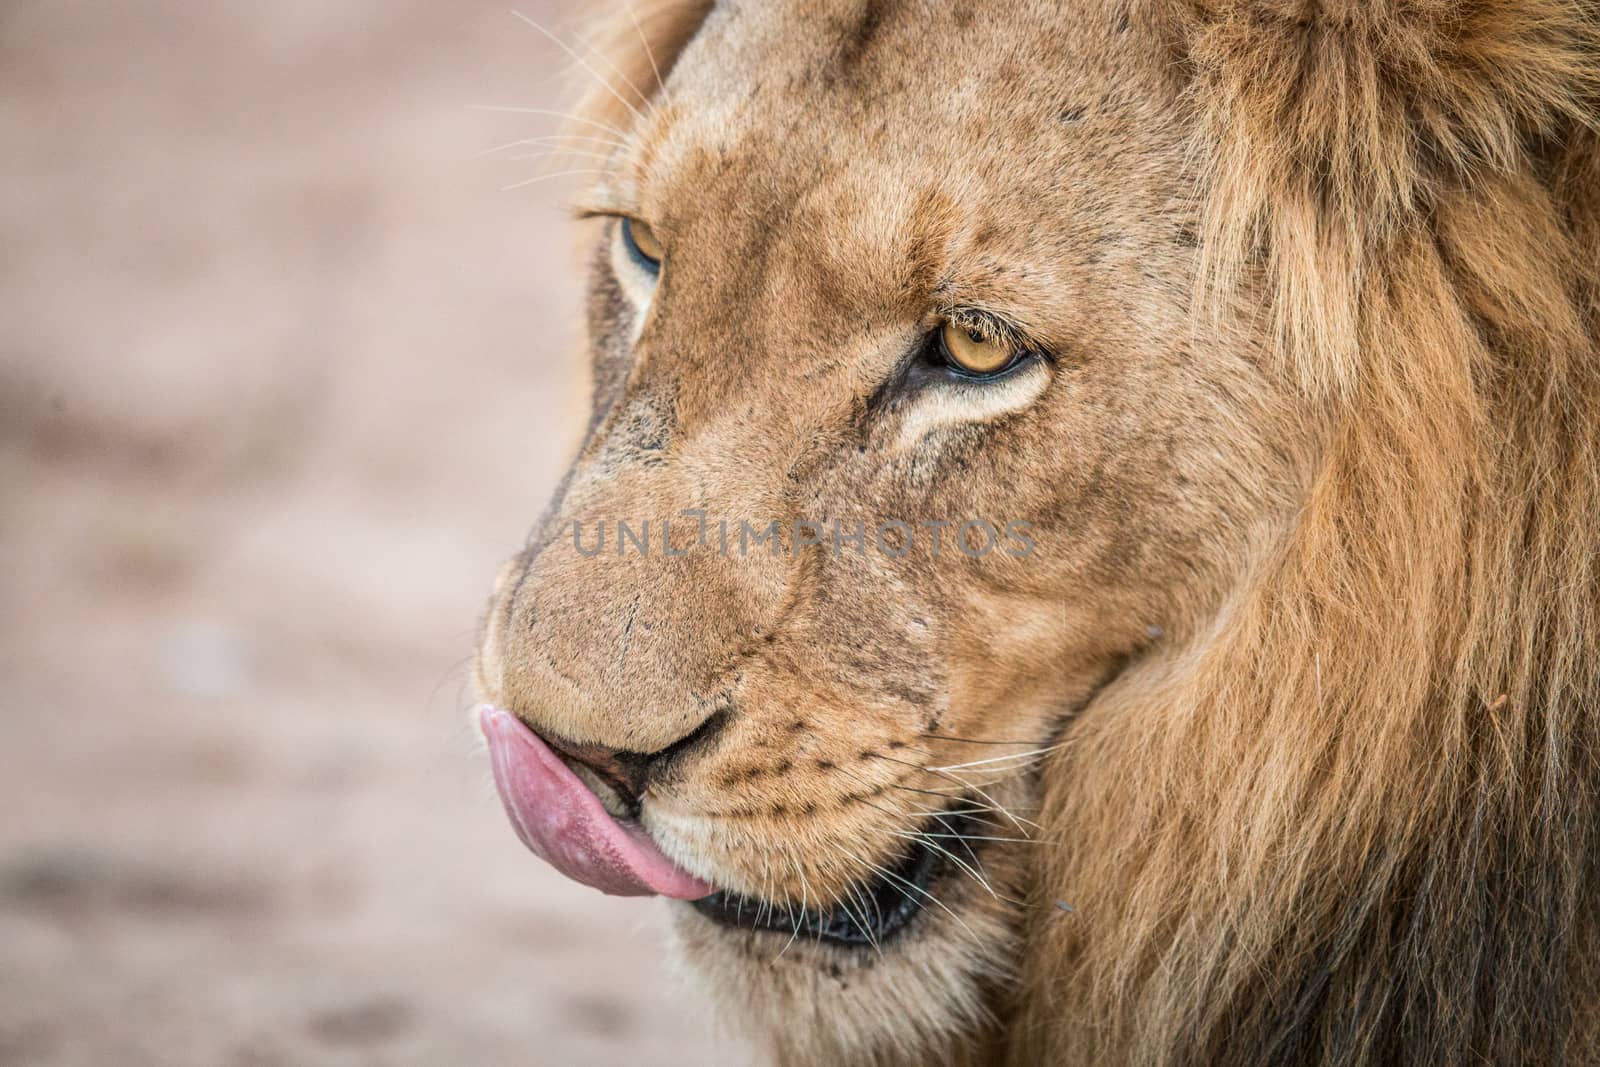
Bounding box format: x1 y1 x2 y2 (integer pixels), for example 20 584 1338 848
479 0 1306 1059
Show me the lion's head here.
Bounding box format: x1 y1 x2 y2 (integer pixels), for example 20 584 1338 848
475 1 1600 1063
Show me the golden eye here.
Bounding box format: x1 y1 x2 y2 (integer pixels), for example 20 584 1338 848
622 217 664 271
940 321 1017 376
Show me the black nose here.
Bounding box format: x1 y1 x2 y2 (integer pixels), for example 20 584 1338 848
534 708 729 816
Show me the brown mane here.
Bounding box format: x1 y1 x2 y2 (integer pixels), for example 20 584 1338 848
1027 2 1600 1062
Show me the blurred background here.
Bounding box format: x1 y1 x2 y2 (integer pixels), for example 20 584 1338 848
0 2 746 1063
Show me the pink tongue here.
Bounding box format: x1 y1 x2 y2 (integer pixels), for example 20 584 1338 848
479 706 715 900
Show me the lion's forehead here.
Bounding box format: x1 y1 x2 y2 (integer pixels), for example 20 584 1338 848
641 0 1192 290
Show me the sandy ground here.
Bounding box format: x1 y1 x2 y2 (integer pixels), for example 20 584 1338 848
0 3 750 1063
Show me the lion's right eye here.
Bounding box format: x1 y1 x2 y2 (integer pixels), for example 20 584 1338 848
621 217 664 275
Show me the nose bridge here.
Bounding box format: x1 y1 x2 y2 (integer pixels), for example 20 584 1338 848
588 309 781 470
497 206 852 748
499 390 795 752
580 299 817 520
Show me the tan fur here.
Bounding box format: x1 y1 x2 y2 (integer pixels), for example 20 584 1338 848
479 2 1600 1063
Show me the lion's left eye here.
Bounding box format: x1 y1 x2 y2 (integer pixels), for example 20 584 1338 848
938 321 1021 378
621 217 664 275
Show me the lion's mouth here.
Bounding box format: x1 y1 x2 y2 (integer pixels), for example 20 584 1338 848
481 706 996 947
689 807 985 947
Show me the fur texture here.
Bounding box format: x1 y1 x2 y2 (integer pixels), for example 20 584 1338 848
478 2 1600 1063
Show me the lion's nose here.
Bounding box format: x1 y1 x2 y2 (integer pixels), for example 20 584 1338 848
531 710 729 816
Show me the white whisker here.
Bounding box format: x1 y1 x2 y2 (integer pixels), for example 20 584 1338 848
929 746 1060 772
884 829 1004 902
479 134 628 158
880 785 1044 833
775 848 808 960
501 168 612 191
622 0 673 108
469 104 631 141
511 10 651 128
863 826 1044 846
839 875 884 956
879 755 1041 833
902 804 1041 821
922 732 1054 747
839 847 984 945
572 15 663 123
505 148 618 164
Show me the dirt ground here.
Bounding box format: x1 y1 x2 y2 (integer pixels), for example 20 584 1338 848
0 3 750 1063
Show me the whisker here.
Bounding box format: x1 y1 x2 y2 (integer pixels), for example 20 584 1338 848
836 782 1031 905
891 780 1014 801
895 742 1053 781
852 787 1040 840
928 747 1060 773
775 849 808 960
622 0 673 107
832 765 1032 827
896 741 1045 781
572 14 663 120
845 878 885 955
904 811 1041 836
877 757 1041 833
839 847 984 945
469 104 631 141
894 800 1040 819
852 793 948 830
922 732 1056 747
862 827 1046 847
886 785 1043 829
882 829 1005 903
502 168 613 191
889 783 967 800
480 134 628 158
505 148 619 164
826 854 884 956
511 10 651 128
427 652 476 715
752 853 772 928
829 762 1039 848
883 758 1043 831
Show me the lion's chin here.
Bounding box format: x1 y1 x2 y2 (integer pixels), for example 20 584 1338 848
667 811 1022 1067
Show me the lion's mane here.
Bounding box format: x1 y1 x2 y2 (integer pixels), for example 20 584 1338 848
1024 3 1600 1063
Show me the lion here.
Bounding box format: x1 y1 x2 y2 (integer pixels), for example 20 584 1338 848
473 1 1600 1063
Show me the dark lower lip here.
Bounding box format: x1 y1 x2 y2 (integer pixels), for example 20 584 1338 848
688 807 986 947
